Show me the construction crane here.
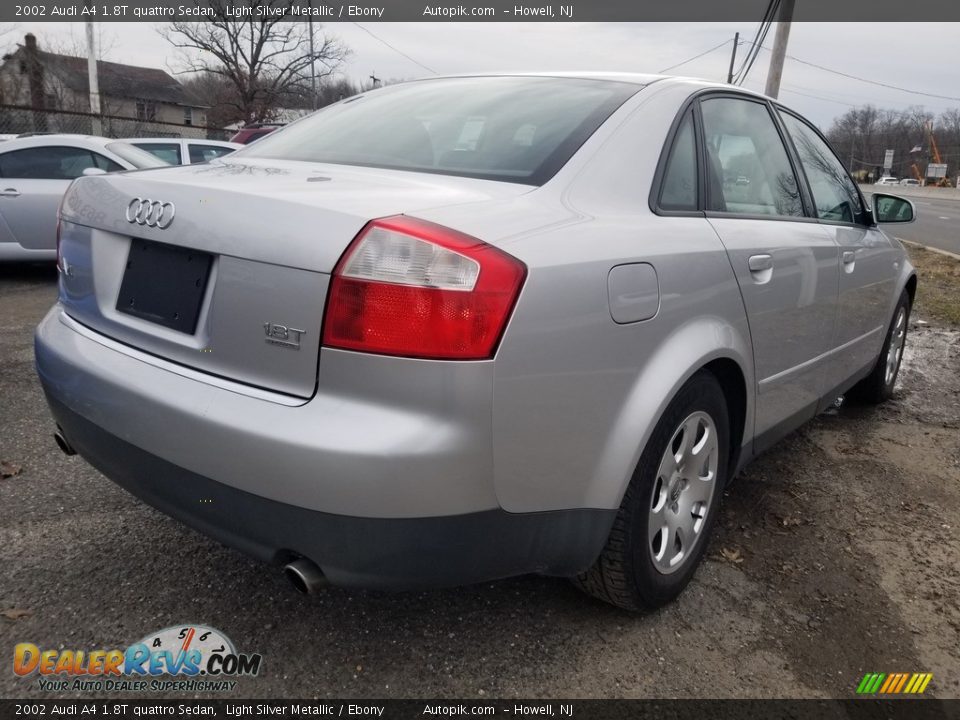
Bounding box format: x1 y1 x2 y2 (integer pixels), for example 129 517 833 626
914 121 950 187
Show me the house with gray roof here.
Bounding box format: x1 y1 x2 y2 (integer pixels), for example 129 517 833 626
0 33 209 137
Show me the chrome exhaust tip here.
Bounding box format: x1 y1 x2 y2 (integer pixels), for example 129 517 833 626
54 428 76 456
283 558 328 594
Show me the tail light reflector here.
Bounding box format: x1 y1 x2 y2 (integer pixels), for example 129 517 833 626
323 216 526 360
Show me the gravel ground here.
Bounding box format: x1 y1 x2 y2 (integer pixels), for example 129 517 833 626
1 264 958 700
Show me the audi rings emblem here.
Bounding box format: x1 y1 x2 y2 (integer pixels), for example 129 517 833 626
125 198 175 229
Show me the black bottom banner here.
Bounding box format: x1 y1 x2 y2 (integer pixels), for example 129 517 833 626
1 700 959 720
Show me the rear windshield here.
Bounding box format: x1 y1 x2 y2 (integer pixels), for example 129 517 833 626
237 76 641 185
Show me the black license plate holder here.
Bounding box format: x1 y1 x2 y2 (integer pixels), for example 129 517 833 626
116 238 213 334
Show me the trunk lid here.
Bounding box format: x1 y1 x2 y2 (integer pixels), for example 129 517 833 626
57 159 530 397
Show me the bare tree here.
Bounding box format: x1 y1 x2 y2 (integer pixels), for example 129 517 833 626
0 23 19 55
45 24 119 61
179 70 238 127
159 5 349 124
827 104 960 181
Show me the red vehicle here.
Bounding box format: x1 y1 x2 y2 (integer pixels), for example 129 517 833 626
229 123 284 145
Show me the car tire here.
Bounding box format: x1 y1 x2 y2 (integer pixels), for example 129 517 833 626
572 370 730 611
850 290 911 404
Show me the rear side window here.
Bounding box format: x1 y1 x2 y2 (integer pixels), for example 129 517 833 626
240 76 642 185
92 153 124 172
0 146 107 179
189 144 234 163
779 111 864 224
659 111 698 211
700 97 803 218
134 142 182 165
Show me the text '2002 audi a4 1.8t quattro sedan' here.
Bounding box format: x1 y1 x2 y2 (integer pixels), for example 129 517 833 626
35 74 917 610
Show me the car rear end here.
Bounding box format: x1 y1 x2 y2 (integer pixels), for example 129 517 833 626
35 76 642 589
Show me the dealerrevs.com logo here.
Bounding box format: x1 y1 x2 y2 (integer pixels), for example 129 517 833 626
13 624 262 693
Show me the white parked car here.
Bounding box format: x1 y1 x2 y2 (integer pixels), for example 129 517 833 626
876 176 900 186
899 178 920 187
127 138 241 166
0 134 167 261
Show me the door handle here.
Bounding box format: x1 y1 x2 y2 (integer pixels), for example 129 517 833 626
842 251 856 273
0 188 21 198
747 254 773 284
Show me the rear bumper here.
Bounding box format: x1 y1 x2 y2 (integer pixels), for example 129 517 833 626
36 306 614 589
45 392 611 590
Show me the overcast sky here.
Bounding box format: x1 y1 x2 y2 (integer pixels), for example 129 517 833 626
6 21 959 129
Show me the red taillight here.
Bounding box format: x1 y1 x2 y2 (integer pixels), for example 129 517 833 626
323 216 526 360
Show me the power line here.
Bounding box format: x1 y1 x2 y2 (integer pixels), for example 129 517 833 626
732 0 778 85
776 85 858 107
755 45 960 103
738 75 858 107
657 39 733 74
733 21 766 80
736 1 779 86
352 23 438 76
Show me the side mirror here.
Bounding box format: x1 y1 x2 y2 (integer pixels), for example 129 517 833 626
81 167 107 177
872 193 915 224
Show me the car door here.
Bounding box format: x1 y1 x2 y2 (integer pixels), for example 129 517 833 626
0 145 124 251
777 109 898 378
697 94 841 449
0 146 75 251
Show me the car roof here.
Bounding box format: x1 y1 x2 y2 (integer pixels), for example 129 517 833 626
397 72 775 105
420 72 758 91
445 71 666 84
0 134 115 152
126 137 242 148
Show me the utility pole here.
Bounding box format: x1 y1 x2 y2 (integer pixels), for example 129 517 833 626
764 0 795 99
726 32 739 84
369 72 380 89
308 0 317 110
84 17 102 135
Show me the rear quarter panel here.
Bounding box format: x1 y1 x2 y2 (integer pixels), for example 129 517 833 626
423 81 756 513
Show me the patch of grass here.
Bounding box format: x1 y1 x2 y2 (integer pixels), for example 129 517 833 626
906 245 960 328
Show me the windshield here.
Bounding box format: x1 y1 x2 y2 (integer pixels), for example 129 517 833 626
105 141 170 169
236 76 641 185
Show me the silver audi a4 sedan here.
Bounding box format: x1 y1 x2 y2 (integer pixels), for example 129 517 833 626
35 74 917 610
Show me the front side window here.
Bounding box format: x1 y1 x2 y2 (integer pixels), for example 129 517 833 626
700 97 803 218
237 76 642 185
659 111 698 211
0 146 103 179
779 111 864 224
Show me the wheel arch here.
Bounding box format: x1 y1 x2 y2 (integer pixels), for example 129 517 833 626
588 317 755 512
701 357 748 480
904 272 917 305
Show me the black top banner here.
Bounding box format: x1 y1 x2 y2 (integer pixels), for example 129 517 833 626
5 0 960 22
1 700 960 720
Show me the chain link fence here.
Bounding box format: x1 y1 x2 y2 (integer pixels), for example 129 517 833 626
0 104 231 141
